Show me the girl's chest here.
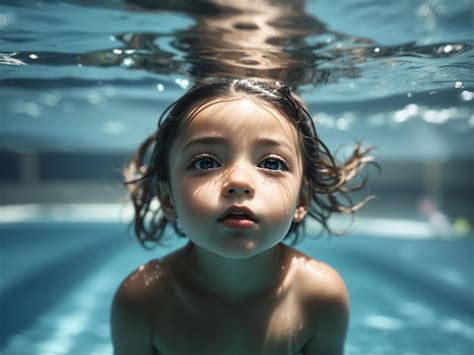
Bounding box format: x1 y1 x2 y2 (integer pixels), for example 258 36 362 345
151 293 312 355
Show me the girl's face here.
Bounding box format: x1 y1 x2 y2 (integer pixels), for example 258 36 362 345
162 97 309 259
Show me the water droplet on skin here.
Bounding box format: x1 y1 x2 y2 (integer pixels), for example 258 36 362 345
453 81 464 89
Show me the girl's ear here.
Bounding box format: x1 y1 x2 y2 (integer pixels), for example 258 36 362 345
293 179 311 223
157 181 177 222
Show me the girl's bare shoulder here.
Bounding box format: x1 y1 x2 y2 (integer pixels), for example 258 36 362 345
112 258 171 312
112 246 188 308
282 244 349 307
110 257 175 353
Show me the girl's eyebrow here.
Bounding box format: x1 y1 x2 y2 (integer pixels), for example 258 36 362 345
183 136 295 153
256 138 295 153
183 136 227 151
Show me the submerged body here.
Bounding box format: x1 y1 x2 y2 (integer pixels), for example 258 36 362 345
112 243 348 355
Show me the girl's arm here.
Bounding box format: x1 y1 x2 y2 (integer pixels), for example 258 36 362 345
111 283 157 355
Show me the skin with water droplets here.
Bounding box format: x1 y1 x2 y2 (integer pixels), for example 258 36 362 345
112 98 349 354
112 246 349 354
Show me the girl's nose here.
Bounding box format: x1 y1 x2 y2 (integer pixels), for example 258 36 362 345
221 166 255 198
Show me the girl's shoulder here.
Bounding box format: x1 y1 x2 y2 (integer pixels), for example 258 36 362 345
281 244 349 351
281 244 349 307
112 257 174 313
111 258 173 352
113 245 189 308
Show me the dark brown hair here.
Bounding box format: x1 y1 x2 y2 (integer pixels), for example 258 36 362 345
124 79 376 248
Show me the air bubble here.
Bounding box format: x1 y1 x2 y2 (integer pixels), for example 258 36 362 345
460 90 473 101
156 83 165 91
29 54 38 59
175 78 190 89
0 14 9 28
39 92 60 107
373 47 380 53
121 57 135 67
453 81 464 89
443 44 453 53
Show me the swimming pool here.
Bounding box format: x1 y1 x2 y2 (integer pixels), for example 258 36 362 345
1 0 473 354
1 218 472 354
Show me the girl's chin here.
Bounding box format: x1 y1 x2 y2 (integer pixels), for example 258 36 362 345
194 239 261 259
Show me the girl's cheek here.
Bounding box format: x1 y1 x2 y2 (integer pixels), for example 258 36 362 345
261 178 298 204
177 178 220 209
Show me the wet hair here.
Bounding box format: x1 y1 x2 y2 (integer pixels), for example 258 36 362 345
124 79 376 248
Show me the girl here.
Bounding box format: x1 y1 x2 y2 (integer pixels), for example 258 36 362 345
111 79 374 355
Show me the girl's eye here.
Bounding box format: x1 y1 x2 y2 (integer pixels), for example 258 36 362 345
190 155 221 170
258 157 288 171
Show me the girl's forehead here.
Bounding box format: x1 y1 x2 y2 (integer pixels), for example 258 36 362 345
178 97 300 150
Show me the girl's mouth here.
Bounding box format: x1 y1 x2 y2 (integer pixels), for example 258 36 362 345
218 207 258 229
219 214 257 229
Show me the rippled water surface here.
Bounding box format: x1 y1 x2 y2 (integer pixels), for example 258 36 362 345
0 0 472 157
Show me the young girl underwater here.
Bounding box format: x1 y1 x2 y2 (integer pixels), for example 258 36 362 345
111 79 375 355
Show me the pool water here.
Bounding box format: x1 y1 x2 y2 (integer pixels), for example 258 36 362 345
0 0 473 354
1 222 472 354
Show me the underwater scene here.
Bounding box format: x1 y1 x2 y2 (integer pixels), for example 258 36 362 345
1 0 473 354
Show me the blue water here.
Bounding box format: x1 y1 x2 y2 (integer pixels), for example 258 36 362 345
1 222 473 354
1 0 473 354
0 0 472 158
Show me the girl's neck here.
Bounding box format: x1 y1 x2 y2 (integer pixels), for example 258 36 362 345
185 242 285 302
